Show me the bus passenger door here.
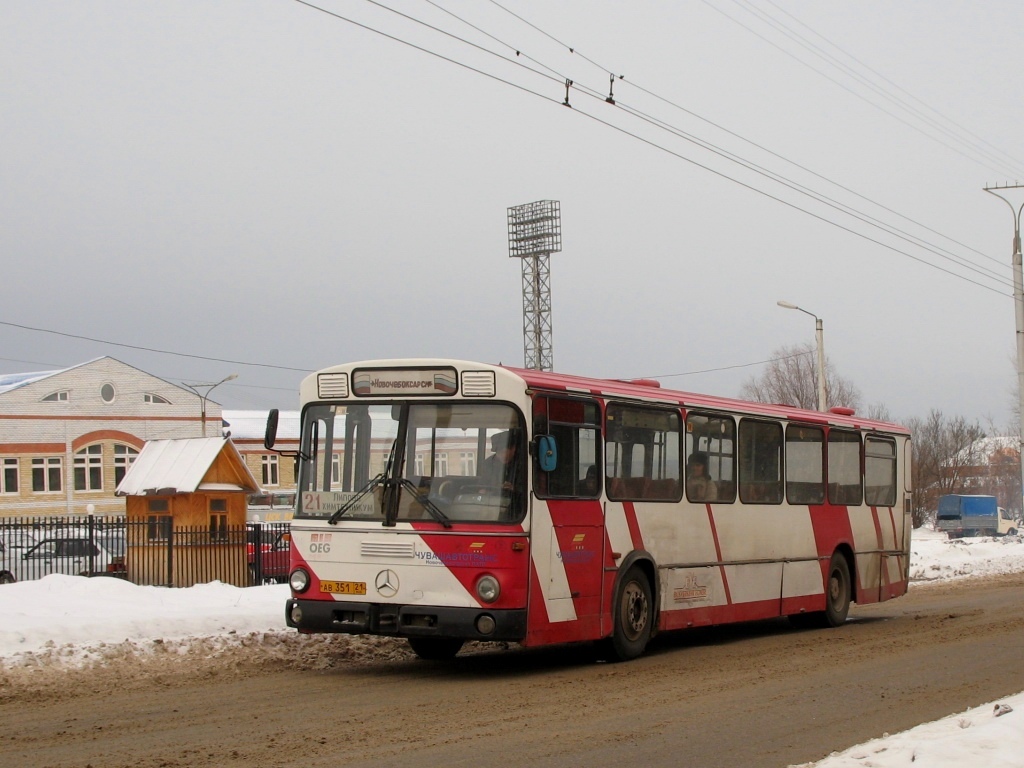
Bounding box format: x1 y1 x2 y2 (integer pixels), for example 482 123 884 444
530 395 604 642
542 499 605 637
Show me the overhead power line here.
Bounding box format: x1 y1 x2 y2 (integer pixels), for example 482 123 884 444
317 0 1011 294
0 319 312 373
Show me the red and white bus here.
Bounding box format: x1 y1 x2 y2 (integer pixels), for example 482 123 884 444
264 359 911 661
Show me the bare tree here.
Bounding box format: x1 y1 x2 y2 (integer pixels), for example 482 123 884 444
903 410 986 528
739 342 861 411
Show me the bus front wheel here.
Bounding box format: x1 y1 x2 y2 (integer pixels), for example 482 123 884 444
408 637 464 660
604 566 653 662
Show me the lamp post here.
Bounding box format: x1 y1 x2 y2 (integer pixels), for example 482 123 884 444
983 184 1024 519
777 301 826 412
181 374 238 437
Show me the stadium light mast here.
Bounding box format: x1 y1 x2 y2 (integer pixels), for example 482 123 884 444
507 200 561 371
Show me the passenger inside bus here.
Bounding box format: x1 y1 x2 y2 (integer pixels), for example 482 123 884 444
480 430 518 490
686 451 718 502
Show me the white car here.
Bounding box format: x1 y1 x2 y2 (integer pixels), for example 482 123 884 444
0 535 123 584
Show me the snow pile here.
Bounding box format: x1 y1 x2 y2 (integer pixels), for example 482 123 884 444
794 695 1024 768
1 528 1024 767
0 575 289 660
909 526 1024 581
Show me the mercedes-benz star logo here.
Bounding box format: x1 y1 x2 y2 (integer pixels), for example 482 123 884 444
375 569 399 598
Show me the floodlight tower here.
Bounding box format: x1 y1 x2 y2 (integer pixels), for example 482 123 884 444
507 200 561 371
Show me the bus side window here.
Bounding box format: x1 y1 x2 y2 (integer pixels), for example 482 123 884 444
606 404 682 502
864 435 896 506
738 419 783 504
786 425 824 505
533 396 602 499
685 412 736 503
828 429 862 506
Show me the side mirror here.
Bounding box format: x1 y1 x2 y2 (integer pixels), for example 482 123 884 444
536 435 557 472
264 409 279 450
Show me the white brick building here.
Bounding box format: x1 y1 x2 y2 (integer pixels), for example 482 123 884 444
0 357 223 519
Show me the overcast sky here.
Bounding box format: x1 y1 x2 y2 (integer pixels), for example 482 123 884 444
3 1 1023 428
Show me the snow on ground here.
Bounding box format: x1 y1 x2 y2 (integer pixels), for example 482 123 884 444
2 527 1024 767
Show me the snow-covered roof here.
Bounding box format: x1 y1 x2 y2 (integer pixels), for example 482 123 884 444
0 368 65 395
948 436 1020 466
115 437 259 496
222 410 300 440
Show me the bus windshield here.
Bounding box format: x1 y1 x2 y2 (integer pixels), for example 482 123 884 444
296 401 525 524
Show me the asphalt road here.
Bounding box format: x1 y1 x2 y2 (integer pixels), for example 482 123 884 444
3 573 1024 768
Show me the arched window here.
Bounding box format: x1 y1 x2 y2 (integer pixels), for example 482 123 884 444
114 444 139 485
74 445 103 491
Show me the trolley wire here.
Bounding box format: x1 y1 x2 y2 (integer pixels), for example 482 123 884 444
324 0 1012 292
702 0 1024 180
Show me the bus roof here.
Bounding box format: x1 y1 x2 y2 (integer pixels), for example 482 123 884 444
501 364 909 436
304 359 909 436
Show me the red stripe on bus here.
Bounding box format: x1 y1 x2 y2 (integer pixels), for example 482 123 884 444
705 505 732 605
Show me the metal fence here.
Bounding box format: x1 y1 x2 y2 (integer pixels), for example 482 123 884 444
0 516 290 588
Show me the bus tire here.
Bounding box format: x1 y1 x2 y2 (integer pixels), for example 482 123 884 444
408 637 464 660
790 552 851 629
823 552 851 627
605 566 653 662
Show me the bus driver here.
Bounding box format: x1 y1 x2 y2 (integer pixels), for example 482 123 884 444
480 430 518 489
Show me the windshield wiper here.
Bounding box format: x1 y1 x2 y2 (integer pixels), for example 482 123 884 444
328 473 384 525
396 478 452 529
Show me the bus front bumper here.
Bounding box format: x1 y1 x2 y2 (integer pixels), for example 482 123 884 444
285 598 527 642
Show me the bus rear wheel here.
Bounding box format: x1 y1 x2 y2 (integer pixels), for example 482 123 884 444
408 637 464 660
792 552 851 629
603 566 653 662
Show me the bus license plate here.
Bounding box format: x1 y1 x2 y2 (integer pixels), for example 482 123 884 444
319 580 366 595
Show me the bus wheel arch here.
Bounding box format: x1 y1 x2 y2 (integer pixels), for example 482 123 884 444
603 554 658 662
790 547 854 630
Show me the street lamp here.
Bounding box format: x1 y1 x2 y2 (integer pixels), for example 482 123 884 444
181 374 238 437
777 301 826 412
983 184 1024 519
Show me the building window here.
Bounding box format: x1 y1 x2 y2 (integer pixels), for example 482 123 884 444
144 393 171 404
262 454 279 487
114 444 139 486
210 499 228 542
435 453 449 476
32 457 63 493
42 390 69 402
331 453 341 484
74 445 104 491
459 452 476 476
1 458 18 494
147 499 171 541
100 383 116 403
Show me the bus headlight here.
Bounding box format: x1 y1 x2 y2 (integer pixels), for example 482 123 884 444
476 574 500 603
289 568 310 593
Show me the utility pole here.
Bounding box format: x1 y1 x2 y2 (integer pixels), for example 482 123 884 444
983 183 1024 518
